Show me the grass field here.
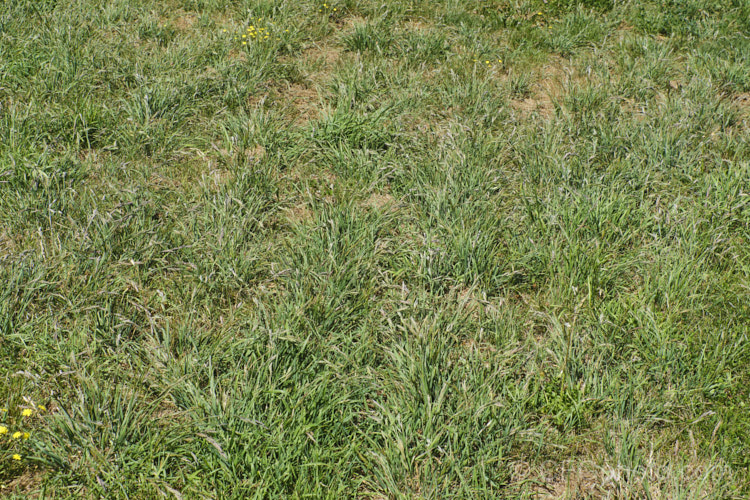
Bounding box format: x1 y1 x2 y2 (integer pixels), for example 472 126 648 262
1 0 749 497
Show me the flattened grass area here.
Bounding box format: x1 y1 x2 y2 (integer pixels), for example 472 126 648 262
1 0 749 497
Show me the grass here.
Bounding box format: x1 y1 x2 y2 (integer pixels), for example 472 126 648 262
0 0 748 497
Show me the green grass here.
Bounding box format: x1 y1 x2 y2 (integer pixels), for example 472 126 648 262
1 0 748 497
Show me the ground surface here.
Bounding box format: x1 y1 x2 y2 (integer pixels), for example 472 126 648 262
1 0 749 498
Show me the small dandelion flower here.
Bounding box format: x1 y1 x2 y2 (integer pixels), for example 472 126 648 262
538 11 543 15
21 409 33 417
0 408 7 412
38 405 46 412
23 432 30 440
485 60 490 64
242 34 246 38
222 29 227 32
12 431 22 439
12 454 21 461
242 41 247 45
0 426 7 435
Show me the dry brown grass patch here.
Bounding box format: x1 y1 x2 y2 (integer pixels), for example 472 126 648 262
510 57 606 120
202 144 267 191
171 11 198 32
735 92 750 107
2 468 45 497
280 82 322 124
537 57 578 97
511 429 735 499
148 172 182 192
226 48 249 63
284 203 314 225
299 43 346 90
0 229 27 256
338 15 368 30
201 167 234 192
302 44 343 69
286 163 337 186
403 19 433 32
212 142 265 164
249 80 322 124
509 59 570 119
362 192 396 211
511 96 554 119
733 92 750 123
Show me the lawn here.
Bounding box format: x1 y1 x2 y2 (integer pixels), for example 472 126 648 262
1 0 749 497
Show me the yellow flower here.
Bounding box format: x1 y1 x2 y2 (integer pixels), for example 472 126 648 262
12 454 21 461
38 405 46 412
0 408 7 412
12 431 22 439
23 432 30 440
0 426 7 435
21 409 33 417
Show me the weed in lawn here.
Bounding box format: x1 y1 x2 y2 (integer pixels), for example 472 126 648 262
0 400 46 479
